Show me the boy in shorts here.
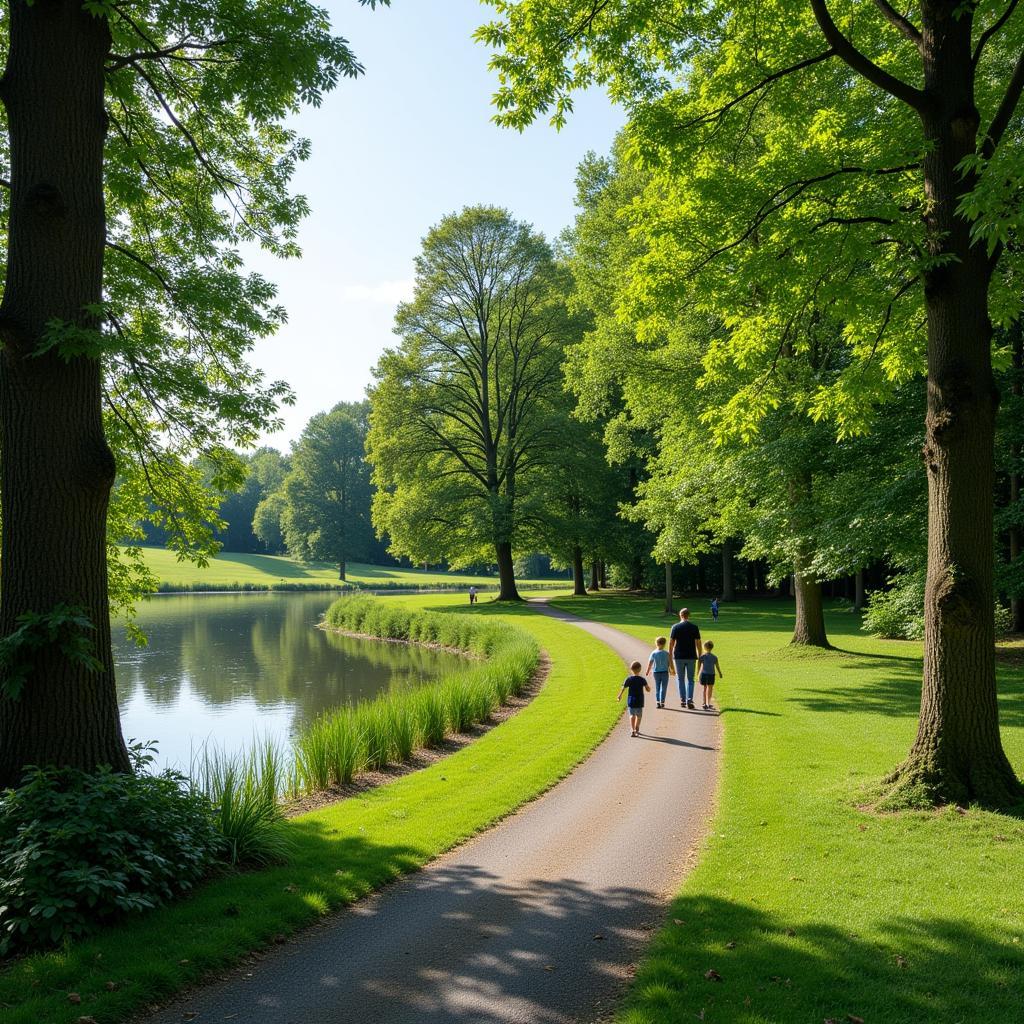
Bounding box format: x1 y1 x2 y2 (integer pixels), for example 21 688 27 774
646 636 671 708
617 660 650 737
698 640 723 710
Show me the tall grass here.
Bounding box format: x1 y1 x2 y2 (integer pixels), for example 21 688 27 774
193 739 293 867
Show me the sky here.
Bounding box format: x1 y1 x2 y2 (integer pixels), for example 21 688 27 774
245 0 623 448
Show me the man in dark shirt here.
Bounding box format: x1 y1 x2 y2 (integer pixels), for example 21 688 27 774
669 608 701 709
617 660 650 737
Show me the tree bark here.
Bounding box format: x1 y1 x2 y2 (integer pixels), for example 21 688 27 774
494 540 521 601
599 559 608 588
0 1 130 786
589 559 600 591
338 560 347 581
792 569 829 648
664 561 674 615
572 545 587 596
721 540 736 601
878 5 1022 806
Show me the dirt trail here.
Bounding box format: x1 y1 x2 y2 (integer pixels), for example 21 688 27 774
144 601 720 1024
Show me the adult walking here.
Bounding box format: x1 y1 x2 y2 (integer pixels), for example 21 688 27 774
668 607 701 710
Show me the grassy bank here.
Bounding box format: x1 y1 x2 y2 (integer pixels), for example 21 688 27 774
1 593 620 1024
131 545 566 592
549 595 1024 1024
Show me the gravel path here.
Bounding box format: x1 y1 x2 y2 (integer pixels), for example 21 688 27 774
144 601 720 1024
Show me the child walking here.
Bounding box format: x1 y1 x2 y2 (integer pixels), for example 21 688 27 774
617 661 650 737
698 640 723 710
646 636 670 708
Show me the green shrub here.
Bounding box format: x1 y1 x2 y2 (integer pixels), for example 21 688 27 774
296 710 364 788
383 695 418 761
357 700 393 770
0 745 221 956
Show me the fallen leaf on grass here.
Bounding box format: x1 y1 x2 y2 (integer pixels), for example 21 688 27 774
67 994 81 1005
704 969 722 982
673 918 685 926
284 884 299 894
104 981 118 991
725 941 736 950
785 928 796 937
847 1016 865 1023
895 955 908 969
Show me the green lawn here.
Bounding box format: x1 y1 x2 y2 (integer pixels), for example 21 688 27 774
131 545 564 590
0 591 618 1024
547 595 1024 1024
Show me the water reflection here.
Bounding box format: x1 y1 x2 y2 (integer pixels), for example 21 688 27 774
114 593 463 769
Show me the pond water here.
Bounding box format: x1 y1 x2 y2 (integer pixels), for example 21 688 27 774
113 593 463 770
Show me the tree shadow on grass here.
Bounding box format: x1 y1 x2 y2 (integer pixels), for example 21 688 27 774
624 893 1024 1024
217 551 316 579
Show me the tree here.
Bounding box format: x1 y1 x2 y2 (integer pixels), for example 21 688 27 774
479 0 1024 805
368 206 573 600
0 0 380 787
278 402 374 579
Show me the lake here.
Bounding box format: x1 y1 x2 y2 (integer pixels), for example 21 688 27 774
114 592 463 770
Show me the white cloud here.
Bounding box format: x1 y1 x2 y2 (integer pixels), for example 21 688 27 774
337 279 415 305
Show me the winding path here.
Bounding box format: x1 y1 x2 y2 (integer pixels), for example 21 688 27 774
145 601 720 1024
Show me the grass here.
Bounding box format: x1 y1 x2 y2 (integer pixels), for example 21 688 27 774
0 590 621 1024
547 594 1024 1024
131 544 566 591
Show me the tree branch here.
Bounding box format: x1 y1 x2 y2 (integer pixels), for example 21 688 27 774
673 49 836 133
974 0 1021 66
982 46 1024 158
871 0 922 46
810 0 929 111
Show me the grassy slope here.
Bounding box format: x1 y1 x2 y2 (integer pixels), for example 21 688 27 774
548 595 1024 1024
1 592 622 1024
132 545 561 589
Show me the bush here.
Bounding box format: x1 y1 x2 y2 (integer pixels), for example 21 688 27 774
864 570 1014 641
0 745 221 956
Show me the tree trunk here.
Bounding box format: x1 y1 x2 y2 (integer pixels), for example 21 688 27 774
572 545 587 596
589 559 600 591
721 540 736 601
629 554 644 591
338 560 347 581
664 561 674 615
0 2 130 787
1010 323 1023 631
854 568 866 612
792 571 829 648
881 5 1021 807
494 540 521 601
599 559 608 588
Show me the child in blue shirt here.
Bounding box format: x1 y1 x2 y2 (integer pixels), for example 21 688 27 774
617 660 650 737
698 640 723 711
646 636 670 709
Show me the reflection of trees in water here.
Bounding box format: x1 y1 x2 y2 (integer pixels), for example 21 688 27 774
114 594 463 726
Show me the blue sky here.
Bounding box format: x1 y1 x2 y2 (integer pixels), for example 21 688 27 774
246 0 622 447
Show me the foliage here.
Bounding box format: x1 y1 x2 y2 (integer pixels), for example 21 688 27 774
863 570 927 641
0 744 220 956
368 206 576 585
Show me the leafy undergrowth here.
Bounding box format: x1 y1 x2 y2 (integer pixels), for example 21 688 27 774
0 591 621 1024
552 595 1024 1024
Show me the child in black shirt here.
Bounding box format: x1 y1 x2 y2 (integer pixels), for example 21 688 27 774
617 660 650 737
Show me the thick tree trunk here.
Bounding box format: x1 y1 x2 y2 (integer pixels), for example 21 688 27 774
664 561 674 615
338 560 346 581
589 559 600 592
721 540 736 602
0 2 130 786
792 571 829 648
494 540 521 601
881 6 1021 807
599 559 608 588
572 545 587 596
